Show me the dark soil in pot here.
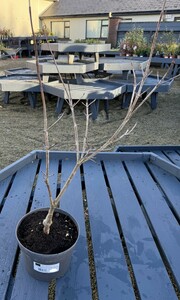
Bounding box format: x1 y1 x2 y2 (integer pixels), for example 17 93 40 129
17 210 78 254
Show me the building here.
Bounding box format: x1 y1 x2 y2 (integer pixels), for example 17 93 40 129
40 0 180 47
0 0 57 37
1 0 180 47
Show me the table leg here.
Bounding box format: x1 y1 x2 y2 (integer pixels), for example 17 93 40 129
3 92 10 104
150 92 158 109
89 99 99 120
104 100 109 120
122 92 132 108
75 74 83 84
56 97 64 115
94 52 99 63
122 70 129 80
27 92 37 108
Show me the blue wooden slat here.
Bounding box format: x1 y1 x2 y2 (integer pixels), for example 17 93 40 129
55 158 92 300
0 176 12 206
10 158 59 299
83 159 135 299
163 150 180 167
150 149 180 167
31 158 59 209
0 151 37 182
115 146 180 166
9 253 49 300
1 151 179 299
103 159 177 300
125 160 180 286
147 161 180 217
0 160 39 300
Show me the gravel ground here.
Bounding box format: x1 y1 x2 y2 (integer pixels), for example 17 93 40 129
0 58 180 170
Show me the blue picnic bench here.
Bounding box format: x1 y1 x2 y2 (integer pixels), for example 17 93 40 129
0 73 40 108
109 74 174 109
43 79 126 120
117 56 180 78
0 150 179 299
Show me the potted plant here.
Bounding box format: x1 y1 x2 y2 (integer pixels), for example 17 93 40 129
0 41 6 58
174 43 180 59
167 42 178 58
0 27 13 40
15 0 169 282
158 31 177 58
155 43 164 57
119 27 147 56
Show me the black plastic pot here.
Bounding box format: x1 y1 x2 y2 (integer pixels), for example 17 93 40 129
16 208 79 281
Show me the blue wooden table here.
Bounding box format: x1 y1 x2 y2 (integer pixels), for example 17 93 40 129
0 150 179 300
117 56 180 77
0 74 40 108
109 74 174 109
116 145 180 166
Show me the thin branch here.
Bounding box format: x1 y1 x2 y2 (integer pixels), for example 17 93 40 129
67 82 80 161
29 0 172 235
81 100 90 156
28 0 53 206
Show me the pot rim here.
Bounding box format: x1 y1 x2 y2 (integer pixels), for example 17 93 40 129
15 207 80 257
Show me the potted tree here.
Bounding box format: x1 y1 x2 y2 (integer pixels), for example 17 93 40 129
15 0 169 281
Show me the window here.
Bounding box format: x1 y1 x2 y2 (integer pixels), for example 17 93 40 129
51 21 70 38
86 20 109 38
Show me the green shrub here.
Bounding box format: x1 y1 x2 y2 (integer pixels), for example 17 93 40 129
119 27 148 56
74 38 102 44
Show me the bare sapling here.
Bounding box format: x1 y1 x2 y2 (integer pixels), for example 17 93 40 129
29 0 170 235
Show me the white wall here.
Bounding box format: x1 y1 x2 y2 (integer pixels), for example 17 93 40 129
42 13 180 41
42 16 109 41
0 0 51 36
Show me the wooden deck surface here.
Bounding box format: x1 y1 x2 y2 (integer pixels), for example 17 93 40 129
0 150 179 299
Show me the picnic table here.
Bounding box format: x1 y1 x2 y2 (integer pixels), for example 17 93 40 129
99 57 148 79
117 56 180 77
43 79 126 120
0 74 40 107
0 45 176 117
109 73 174 109
0 150 179 300
2 36 58 57
26 58 99 83
40 42 111 62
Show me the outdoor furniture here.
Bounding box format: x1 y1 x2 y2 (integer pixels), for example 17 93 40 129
115 145 180 166
0 47 22 59
118 56 180 77
109 74 174 109
26 58 99 82
41 42 111 62
0 150 179 300
4 67 38 76
0 50 175 115
99 57 148 79
43 79 126 120
0 74 40 107
2 36 59 57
